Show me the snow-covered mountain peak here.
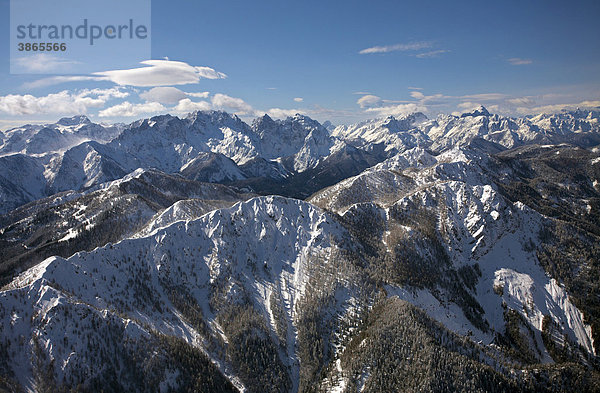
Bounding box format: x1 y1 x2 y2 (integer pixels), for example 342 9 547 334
185 110 247 131
460 105 491 118
56 115 92 127
331 114 431 158
568 108 600 120
285 113 328 132
370 146 437 172
251 113 277 129
322 120 335 132
331 113 427 138
0 116 122 158
374 112 429 132
380 115 411 132
251 113 335 171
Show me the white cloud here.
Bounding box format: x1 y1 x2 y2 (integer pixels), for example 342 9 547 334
407 86 423 90
507 97 535 106
0 119 58 131
294 97 304 102
517 100 600 115
140 87 188 104
194 66 228 80
211 93 254 114
83 87 130 101
25 60 227 89
357 94 383 108
173 94 304 119
359 41 432 54
95 60 226 87
508 58 532 65
355 90 513 118
12 53 80 73
457 101 481 110
300 106 357 122
357 91 436 115
410 91 425 100
266 108 305 119
22 75 106 89
187 91 210 98
456 102 498 113
365 103 427 117
173 98 212 113
416 93 448 105
0 88 127 116
98 101 166 117
173 93 256 115
415 50 450 58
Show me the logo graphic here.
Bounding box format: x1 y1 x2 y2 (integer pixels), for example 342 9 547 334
10 0 151 74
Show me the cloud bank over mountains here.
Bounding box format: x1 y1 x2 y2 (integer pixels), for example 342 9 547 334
1 58 599 128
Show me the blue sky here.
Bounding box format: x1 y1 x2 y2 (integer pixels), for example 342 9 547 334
1 0 599 128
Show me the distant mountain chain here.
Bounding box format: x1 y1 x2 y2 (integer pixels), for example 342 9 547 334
1 107 600 392
1 106 598 214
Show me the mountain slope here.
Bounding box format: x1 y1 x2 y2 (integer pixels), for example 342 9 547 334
2 185 599 391
0 169 251 286
0 196 354 392
310 143 598 357
0 154 47 214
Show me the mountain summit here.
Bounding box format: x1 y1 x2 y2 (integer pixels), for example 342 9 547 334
460 105 491 117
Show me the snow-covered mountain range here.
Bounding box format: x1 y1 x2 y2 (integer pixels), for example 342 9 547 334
1 107 600 392
2 107 598 214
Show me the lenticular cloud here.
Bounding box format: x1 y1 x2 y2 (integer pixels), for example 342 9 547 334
94 60 227 87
